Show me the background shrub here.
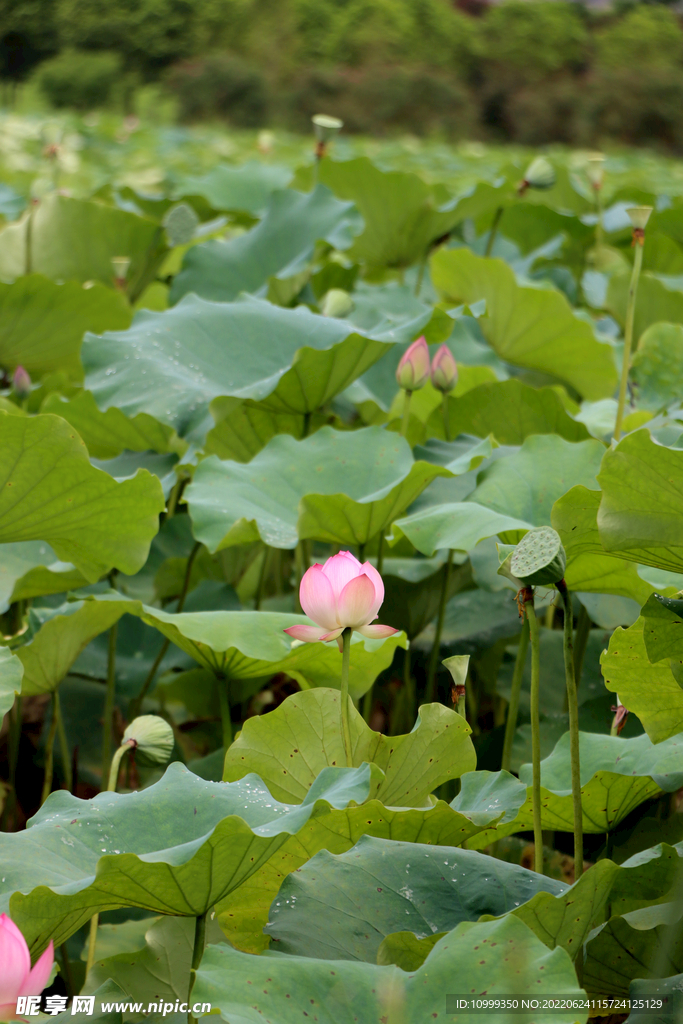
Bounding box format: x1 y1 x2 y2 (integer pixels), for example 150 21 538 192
36 49 122 109
166 53 269 125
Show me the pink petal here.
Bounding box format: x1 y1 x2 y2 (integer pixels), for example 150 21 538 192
356 624 401 639
300 565 338 630
337 573 377 628
321 550 362 601
284 624 330 643
22 942 54 997
0 916 30 1004
319 628 343 642
359 561 384 618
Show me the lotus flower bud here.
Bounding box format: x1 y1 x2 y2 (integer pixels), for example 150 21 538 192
627 207 652 231
396 337 430 392
510 526 567 587
312 114 343 144
520 156 556 194
12 365 31 398
430 344 458 393
321 288 353 318
122 714 174 766
585 153 605 190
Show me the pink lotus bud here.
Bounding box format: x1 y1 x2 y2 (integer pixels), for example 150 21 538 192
12 365 31 398
430 344 458 393
0 914 54 1021
284 550 399 646
396 337 430 392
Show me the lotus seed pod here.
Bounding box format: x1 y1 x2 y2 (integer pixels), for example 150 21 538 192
321 288 353 318
585 153 605 189
510 526 566 587
522 157 556 192
496 550 523 588
111 256 131 280
163 203 199 248
627 207 653 231
122 714 174 766
312 114 343 143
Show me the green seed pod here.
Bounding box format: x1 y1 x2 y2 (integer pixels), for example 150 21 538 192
522 156 556 191
163 203 199 248
111 256 131 280
496 549 523 588
122 715 174 767
627 206 653 231
321 288 353 318
510 526 566 587
312 114 343 143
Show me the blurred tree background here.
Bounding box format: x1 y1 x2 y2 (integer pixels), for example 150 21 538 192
2 0 683 148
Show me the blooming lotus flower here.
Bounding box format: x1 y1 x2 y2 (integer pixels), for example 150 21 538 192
284 551 399 647
0 914 53 1021
396 337 430 392
430 344 458 393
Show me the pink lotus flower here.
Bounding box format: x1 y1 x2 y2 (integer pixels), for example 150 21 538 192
430 344 458 393
396 337 430 392
0 914 53 1021
284 551 399 647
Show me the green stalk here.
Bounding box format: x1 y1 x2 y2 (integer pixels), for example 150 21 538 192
442 393 450 442
557 581 584 878
525 593 543 874
59 943 74 1000
2 697 22 829
188 909 208 1024
340 627 353 767
40 692 59 806
254 545 270 611
165 476 185 519
401 390 413 438
501 618 530 774
484 206 504 258
55 690 72 794
614 237 644 441
100 622 118 788
218 678 232 750
85 912 99 979
425 550 454 703
573 603 591 688
107 738 135 793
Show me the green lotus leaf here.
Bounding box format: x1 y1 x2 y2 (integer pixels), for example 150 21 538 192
186 426 450 550
204 401 321 463
380 554 472 640
626 973 683 1024
222 688 475 806
1 760 377 956
601 617 683 744
173 161 292 215
48 981 126 1023
41 391 179 460
469 435 604 526
317 156 463 269
607 271 683 345
264 834 564 962
428 379 592 445
390 501 530 557
0 195 164 292
431 248 617 400
641 593 683 664
0 275 130 381
0 414 165 581
0 646 23 720
0 540 88 612
195 916 587 1023
631 322 683 411
551 486 654 603
598 429 683 574
171 185 359 303
376 930 444 971
82 294 410 440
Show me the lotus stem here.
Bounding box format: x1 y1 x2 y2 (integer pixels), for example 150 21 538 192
573 603 591 688
525 591 543 874
426 549 454 703
107 738 135 794
557 580 584 878
40 692 59 806
1 697 22 829
55 690 72 793
101 622 118 788
85 912 99 979
340 627 353 767
254 545 270 610
501 618 530 774
165 476 186 519
59 943 74 1000
614 236 644 441
401 390 412 438
442 393 450 442
188 909 208 1024
484 206 504 258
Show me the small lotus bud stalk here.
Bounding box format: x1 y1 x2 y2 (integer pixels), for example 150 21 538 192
312 114 343 161
107 714 174 791
627 206 653 247
518 156 556 197
585 153 605 192
396 336 430 439
430 344 458 393
442 655 469 719
12 365 31 399
615 208 652 441
610 698 629 737
321 288 353 318
111 256 131 293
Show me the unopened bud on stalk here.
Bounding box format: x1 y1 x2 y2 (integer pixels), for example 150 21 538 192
585 153 605 190
627 206 653 246
122 714 174 766
312 114 343 160
519 156 556 196
12 365 31 398
430 344 458 393
321 288 353 318
111 255 131 292
396 337 430 392
442 654 469 718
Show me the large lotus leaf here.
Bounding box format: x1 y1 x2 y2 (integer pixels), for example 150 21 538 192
318 156 462 270
607 271 683 344
640 594 683 666
83 593 403 699
0 540 88 612
626 973 683 1024
0 195 164 291
380 554 472 640
171 185 359 303
468 434 604 525
429 379 591 445
631 322 683 411
598 429 683 574
601 618 683 744
0 414 165 581
584 901 683 998
41 391 179 460
173 161 292 215
49 981 125 1023
431 249 617 400
0 275 130 380
552 486 655 603
204 400 318 463
265 835 565 962
222 688 475 806
82 294 412 440
0 646 23 720
1 760 378 955
195 916 587 1024
186 426 450 551
391 501 530 557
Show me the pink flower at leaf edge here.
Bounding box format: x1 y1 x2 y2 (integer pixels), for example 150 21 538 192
0 914 53 1022
284 550 399 647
